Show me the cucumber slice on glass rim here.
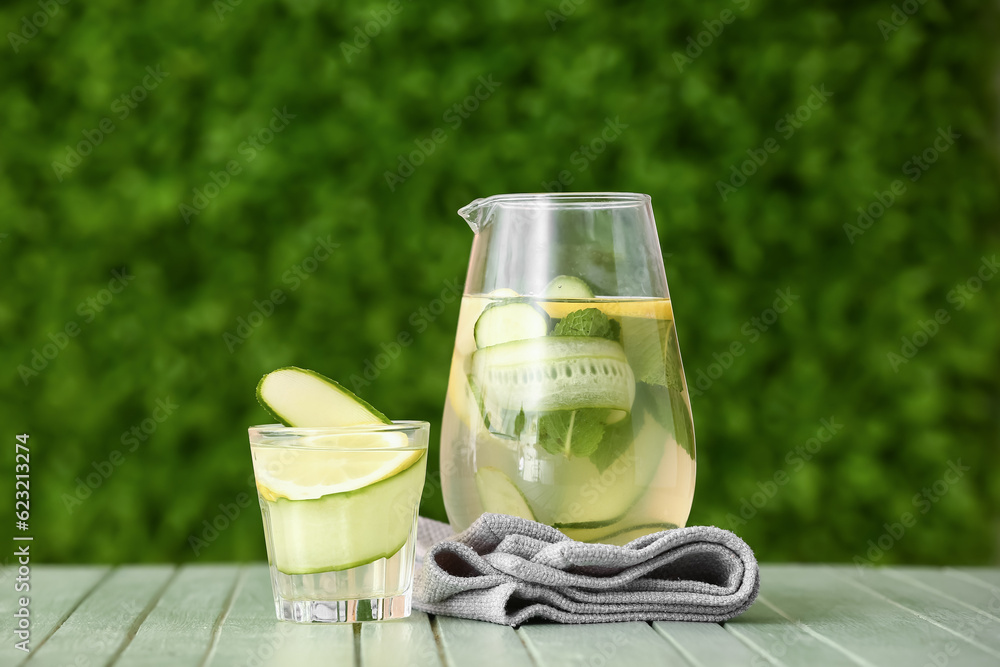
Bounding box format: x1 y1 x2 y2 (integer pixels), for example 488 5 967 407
256 366 390 427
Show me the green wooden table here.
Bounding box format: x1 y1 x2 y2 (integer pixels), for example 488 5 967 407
3 565 999 666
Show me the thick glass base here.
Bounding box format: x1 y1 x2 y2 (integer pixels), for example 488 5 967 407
260 506 420 623
275 591 412 623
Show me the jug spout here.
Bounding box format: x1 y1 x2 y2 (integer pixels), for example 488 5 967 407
457 197 495 234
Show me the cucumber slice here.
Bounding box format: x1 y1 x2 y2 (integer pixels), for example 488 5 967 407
257 366 390 427
605 409 628 424
253 444 418 500
474 301 550 348
471 337 635 414
544 275 594 299
523 406 664 528
263 451 426 574
475 467 535 520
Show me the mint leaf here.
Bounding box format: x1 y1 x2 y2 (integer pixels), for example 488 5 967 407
513 408 526 438
551 308 621 342
589 415 634 472
621 317 682 391
537 409 606 458
632 381 695 459
485 407 527 440
537 412 569 456
668 386 695 459
553 308 612 338
588 384 693 472
605 318 621 342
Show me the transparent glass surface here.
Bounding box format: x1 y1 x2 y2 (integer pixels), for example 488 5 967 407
441 193 696 545
459 192 668 298
249 421 429 622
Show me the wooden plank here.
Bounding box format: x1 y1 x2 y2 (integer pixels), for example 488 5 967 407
759 565 1000 666
722 594 860 666
863 568 1000 648
114 564 243 667
361 611 442 667
204 564 355 666
947 568 1000 588
435 616 533 667
653 621 772 667
0 562 20 590
518 622 690 667
902 568 1000 619
24 565 175 667
0 565 109 666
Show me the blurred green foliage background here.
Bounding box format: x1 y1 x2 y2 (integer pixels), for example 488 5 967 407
1 0 998 566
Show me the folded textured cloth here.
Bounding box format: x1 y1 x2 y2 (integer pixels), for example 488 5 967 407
413 513 759 626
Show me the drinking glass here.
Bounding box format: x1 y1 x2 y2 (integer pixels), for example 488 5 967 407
249 421 429 622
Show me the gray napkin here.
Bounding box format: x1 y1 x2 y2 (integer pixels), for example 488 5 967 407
413 513 759 626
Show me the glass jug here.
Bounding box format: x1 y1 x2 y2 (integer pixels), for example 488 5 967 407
440 193 696 545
